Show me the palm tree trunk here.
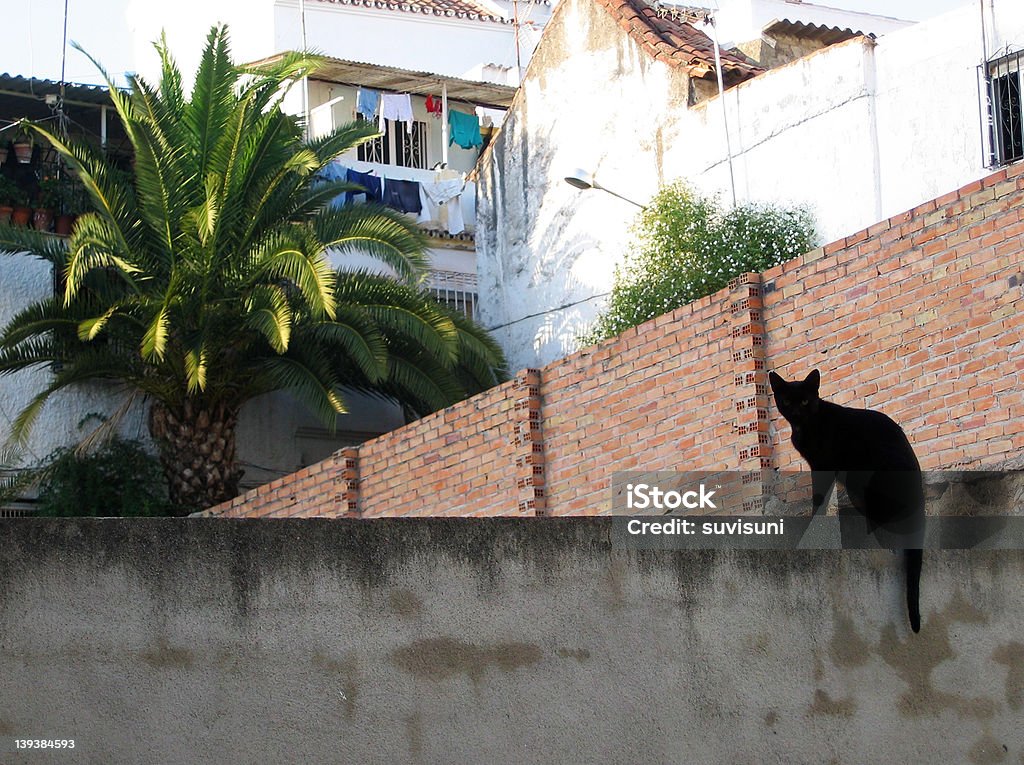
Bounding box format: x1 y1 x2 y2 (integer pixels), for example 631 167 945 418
148 399 243 512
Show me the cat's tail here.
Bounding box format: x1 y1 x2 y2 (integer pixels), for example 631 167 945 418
905 548 922 633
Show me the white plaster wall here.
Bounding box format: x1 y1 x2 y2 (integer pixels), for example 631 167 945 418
714 0 911 46
274 1 531 81
126 0 277 85
0 259 150 470
477 0 1024 372
124 0 547 87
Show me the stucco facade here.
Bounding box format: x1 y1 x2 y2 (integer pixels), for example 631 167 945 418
476 0 1023 370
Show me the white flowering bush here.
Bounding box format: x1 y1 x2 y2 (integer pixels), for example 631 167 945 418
581 181 816 345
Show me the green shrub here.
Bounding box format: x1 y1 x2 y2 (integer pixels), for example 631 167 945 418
580 181 817 344
34 439 178 517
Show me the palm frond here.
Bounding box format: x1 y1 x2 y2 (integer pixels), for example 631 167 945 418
0 224 69 265
255 355 347 426
244 284 293 352
315 205 429 283
248 230 337 318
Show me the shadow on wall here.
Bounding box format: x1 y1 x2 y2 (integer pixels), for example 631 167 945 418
481 119 637 366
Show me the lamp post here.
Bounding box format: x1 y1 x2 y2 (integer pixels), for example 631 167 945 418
564 168 647 209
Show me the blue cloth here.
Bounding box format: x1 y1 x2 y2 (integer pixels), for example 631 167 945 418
382 178 422 214
346 168 383 205
448 110 482 149
357 89 380 121
317 162 349 207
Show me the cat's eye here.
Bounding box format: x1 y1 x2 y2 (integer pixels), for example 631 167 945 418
800 399 809 406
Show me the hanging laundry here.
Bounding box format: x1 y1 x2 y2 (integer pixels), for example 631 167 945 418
418 179 465 235
448 110 482 149
382 178 422 215
317 161 350 207
379 93 414 133
357 89 380 121
346 168 383 204
425 94 443 116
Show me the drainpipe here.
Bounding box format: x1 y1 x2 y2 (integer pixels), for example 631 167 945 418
707 13 737 208
442 82 449 167
300 0 310 140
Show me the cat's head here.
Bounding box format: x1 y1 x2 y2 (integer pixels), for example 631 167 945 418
768 369 821 422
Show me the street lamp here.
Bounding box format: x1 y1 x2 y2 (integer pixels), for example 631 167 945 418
564 168 646 209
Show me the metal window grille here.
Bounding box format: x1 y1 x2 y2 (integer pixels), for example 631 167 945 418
356 114 427 169
428 270 478 320
356 114 389 164
397 121 428 170
982 49 1024 167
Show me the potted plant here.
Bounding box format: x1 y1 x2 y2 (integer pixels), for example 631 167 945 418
0 174 19 224
0 176 32 226
53 176 84 236
12 126 34 165
33 176 62 232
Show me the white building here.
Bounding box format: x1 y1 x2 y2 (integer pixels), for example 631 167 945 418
476 0 1022 370
125 0 551 86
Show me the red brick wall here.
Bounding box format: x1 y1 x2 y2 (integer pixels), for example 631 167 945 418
207 164 1024 518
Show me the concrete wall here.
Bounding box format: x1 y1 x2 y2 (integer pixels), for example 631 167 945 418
476 0 1023 370
1 519 1023 764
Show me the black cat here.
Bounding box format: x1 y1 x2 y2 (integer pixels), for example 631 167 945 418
769 369 924 633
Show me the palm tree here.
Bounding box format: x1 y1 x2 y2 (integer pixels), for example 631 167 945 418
0 27 506 511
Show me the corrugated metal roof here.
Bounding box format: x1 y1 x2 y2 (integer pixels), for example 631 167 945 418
762 18 870 46
0 73 114 106
250 55 519 109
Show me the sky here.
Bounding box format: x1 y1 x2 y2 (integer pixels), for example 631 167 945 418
1 0 974 88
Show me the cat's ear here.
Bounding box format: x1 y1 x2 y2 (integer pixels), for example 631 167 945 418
768 371 783 392
805 369 820 393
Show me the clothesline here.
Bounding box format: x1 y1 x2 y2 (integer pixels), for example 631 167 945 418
355 88 483 149
319 161 469 236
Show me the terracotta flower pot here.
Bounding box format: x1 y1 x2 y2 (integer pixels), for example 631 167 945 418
13 142 33 164
11 205 32 226
0 205 12 225
33 208 55 232
54 213 76 236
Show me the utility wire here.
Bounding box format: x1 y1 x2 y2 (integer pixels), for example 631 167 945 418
484 290 610 332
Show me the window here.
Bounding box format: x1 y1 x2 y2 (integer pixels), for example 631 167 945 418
985 50 1024 166
356 114 428 170
428 270 477 320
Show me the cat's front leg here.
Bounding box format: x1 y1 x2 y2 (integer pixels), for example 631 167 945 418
811 470 836 516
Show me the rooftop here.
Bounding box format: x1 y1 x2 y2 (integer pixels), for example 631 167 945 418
762 18 869 45
310 0 523 24
250 55 519 109
0 73 115 107
594 0 764 83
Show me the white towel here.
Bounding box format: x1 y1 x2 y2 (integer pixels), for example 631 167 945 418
418 179 466 235
379 94 414 133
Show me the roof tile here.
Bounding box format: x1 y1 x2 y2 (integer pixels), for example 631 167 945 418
314 0 517 24
592 0 763 81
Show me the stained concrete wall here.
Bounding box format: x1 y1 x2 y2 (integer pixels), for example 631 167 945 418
2 519 1023 764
